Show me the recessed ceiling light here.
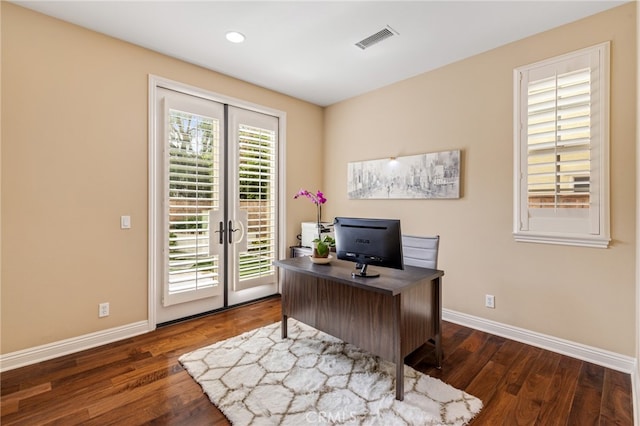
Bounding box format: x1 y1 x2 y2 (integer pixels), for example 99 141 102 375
225 31 245 43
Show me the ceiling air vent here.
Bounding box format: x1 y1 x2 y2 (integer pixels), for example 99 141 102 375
355 25 398 50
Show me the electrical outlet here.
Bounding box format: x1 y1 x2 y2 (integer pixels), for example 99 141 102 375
99 302 110 317
485 295 495 309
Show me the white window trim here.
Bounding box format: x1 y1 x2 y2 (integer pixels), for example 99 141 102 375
513 42 611 249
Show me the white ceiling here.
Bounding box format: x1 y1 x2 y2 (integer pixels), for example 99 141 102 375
14 1 627 106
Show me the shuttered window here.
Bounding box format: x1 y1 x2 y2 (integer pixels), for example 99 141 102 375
237 123 277 281
527 68 591 209
514 42 610 248
167 109 220 295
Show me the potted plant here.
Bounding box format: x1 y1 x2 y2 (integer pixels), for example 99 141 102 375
295 189 332 260
313 235 334 258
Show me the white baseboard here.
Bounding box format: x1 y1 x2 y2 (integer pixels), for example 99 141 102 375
2 310 636 378
443 308 637 374
0 320 153 372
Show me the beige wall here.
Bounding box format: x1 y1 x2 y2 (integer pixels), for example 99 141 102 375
325 3 637 355
1 2 637 359
1 3 323 353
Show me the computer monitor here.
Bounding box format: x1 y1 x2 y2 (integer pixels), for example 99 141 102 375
333 217 403 278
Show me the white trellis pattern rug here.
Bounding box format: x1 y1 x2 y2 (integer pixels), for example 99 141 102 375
179 319 482 425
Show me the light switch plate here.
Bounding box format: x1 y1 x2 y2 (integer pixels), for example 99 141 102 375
120 215 131 229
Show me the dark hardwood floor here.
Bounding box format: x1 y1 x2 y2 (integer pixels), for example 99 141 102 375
1 296 633 425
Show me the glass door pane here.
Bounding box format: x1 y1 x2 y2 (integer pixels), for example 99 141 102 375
227 106 279 304
166 109 220 299
155 88 225 320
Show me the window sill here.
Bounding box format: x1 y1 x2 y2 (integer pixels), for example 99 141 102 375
513 232 610 249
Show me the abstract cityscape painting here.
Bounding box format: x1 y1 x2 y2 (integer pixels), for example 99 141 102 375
347 150 461 199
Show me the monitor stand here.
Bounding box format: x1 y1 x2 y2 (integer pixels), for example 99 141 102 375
352 263 379 278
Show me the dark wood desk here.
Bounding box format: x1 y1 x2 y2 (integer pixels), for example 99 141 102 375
273 257 444 401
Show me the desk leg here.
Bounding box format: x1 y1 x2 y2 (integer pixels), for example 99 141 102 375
435 276 442 368
393 295 404 401
396 363 404 401
281 314 288 339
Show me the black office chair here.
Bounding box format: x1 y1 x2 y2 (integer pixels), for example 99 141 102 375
402 235 440 269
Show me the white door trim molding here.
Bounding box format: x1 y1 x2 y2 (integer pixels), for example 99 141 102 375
148 74 287 321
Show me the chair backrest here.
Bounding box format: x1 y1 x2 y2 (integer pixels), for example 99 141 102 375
402 235 440 269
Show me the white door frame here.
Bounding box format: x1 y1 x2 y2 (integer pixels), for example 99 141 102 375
147 75 287 328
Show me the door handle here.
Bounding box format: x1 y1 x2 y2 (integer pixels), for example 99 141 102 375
215 221 225 244
208 211 223 257
228 211 248 252
229 220 239 244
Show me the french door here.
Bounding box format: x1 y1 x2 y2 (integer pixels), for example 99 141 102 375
151 81 280 324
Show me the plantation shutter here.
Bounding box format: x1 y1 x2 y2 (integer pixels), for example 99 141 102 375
164 103 223 305
514 42 610 248
527 68 591 209
229 107 278 291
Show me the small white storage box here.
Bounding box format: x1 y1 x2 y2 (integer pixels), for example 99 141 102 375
301 222 334 248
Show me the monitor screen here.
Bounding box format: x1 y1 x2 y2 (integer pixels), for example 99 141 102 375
333 217 403 278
